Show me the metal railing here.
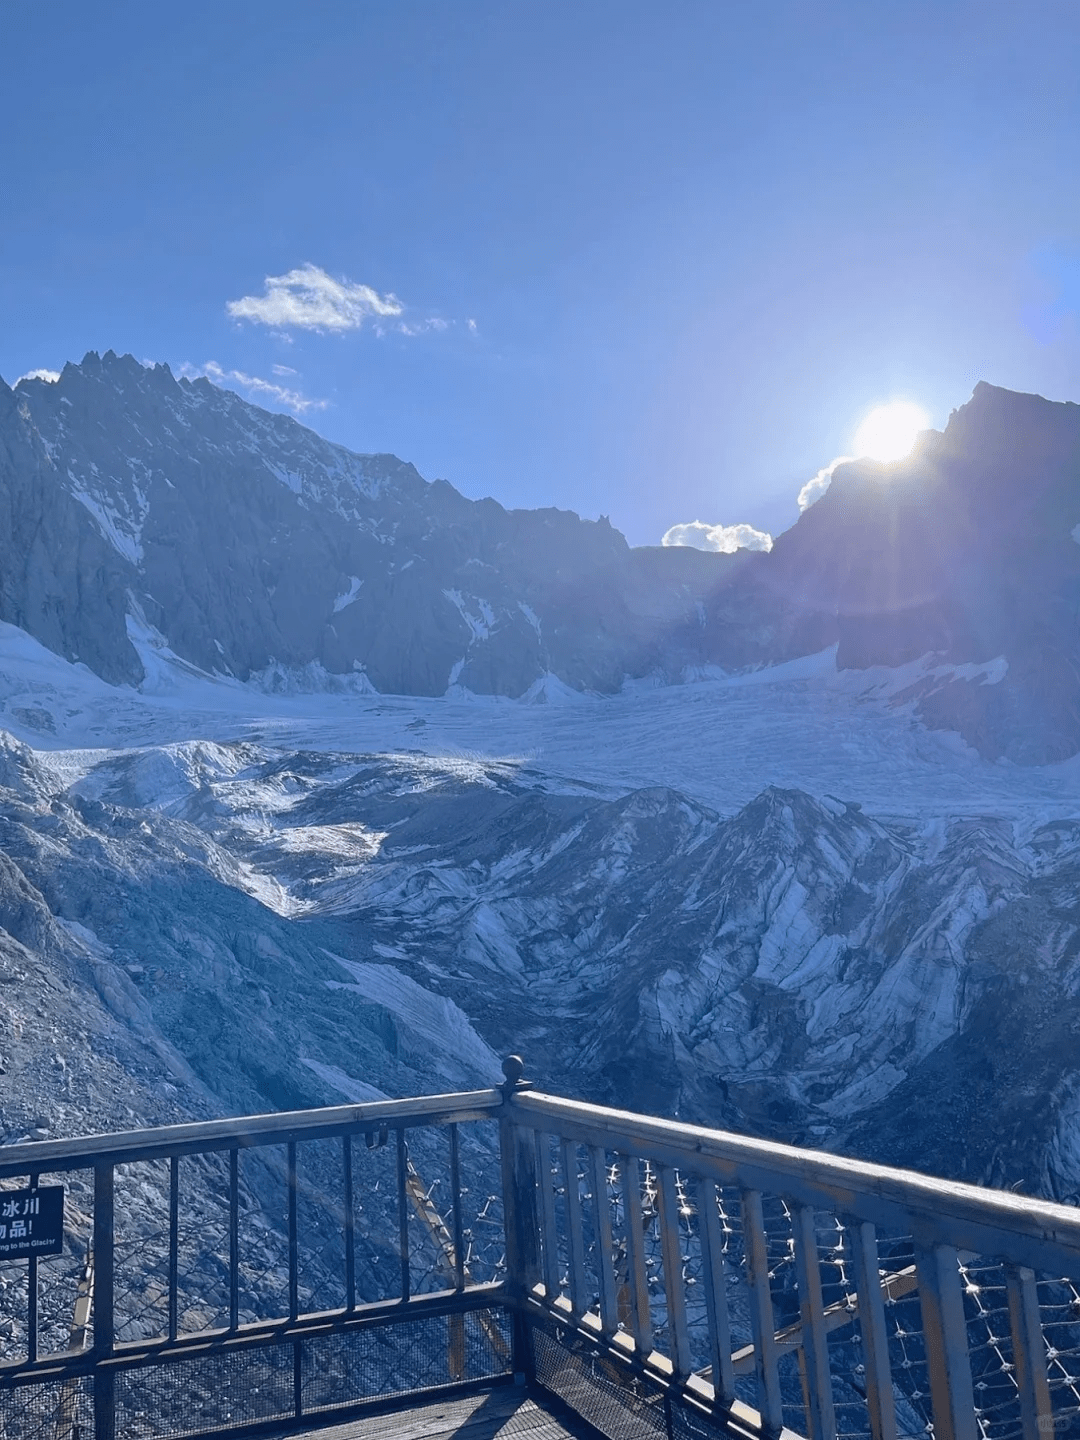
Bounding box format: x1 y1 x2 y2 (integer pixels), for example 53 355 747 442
0 1089 513 1440
499 1065 1080 1440
2 1057 1080 1440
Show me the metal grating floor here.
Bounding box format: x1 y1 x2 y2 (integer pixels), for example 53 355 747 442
261 1386 601 1439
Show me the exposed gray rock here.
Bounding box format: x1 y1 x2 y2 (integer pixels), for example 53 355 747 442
1 731 1076 1200
3 353 734 702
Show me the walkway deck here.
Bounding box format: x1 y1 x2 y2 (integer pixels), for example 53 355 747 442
276 1387 597 1440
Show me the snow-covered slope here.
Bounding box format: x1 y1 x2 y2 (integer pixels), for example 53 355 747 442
3 619 1080 824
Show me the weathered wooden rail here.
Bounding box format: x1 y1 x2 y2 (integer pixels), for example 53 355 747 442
1 1058 1079 1440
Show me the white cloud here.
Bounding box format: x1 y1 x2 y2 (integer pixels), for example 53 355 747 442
16 368 60 384
226 263 403 333
271 363 298 376
661 520 773 553
396 316 450 337
178 361 328 416
797 455 852 512
466 317 478 333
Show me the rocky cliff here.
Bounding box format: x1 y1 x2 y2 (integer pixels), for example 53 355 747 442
2 352 734 700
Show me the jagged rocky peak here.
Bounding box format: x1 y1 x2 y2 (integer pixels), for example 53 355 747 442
2 350 727 702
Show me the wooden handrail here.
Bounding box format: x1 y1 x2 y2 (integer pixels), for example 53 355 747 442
0 1089 501 1180
509 1089 1080 1280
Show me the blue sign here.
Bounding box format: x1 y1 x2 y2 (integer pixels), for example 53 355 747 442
0 1186 64 1259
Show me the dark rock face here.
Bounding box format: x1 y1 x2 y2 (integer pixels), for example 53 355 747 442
2 353 733 699
689 382 1080 761
0 377 140 683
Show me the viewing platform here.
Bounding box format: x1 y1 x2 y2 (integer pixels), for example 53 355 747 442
1 1057 1079 1440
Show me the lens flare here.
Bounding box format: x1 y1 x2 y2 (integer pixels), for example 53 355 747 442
852 402 929 463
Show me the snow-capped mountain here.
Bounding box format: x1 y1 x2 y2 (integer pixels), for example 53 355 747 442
1 726 1077 1201
2 351 731 699
7 355 1080 762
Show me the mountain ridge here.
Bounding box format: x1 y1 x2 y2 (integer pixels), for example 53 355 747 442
3 350 739 699
4 356 1080 761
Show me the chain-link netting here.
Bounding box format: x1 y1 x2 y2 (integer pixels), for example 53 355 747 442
0 1376 93 1440
0 1117 510 1437
534 1138 1080 1440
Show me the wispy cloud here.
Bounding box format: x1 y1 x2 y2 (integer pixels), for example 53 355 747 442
226 264 403 333
397 316 450 337
16 368 60 385
662 520 773 553
178 361 328 415
797 456 852 512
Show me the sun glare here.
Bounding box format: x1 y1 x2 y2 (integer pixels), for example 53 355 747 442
852 402 929 463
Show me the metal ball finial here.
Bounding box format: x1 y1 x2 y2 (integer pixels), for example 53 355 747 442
501 1054 528 1094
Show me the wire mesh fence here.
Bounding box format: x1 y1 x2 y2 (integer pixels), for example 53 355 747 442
4 1087 1080 1440
0 1101 511 1440
531 1133 1080 1440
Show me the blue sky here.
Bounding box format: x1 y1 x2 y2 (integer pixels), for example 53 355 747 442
3 2 1080 545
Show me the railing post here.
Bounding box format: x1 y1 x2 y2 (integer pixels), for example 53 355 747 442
791 1204 837 1440
742 1188 784 1438
913 1237 978 1440
92 1161 115 1440
844 1219 898 1440
499 1056 540 1382
1005 1263 1053 1440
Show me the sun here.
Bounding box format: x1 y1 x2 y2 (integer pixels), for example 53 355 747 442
852 401 929 463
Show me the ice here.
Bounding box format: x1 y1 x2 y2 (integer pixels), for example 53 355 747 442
325 954 502 1085
443 589 496 641
1 618 1080 824
332 576 363 612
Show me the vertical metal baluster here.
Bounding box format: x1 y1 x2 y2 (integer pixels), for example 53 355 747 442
913 1239 978 1440
1005 1263 1053 1440
535 1132 559 1298
287 1141 299 1322
446 1119 469 1379
560 1138 587 1318
741 1188 784 1438
499 1106 542 1386
229 1148 239 1329
621 1152 654 1356
791 1204 836 1440
27 1256 38 1364
698 1177 735 1408
343 1133 356 1310
397 1126 410 1303
845 1219 897 1440
589 1146 618 1336
93 1161 116 1440
168 1155 179 1342
656 1165 692 1379
27 1172 38 1364
449 1124 465 1292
